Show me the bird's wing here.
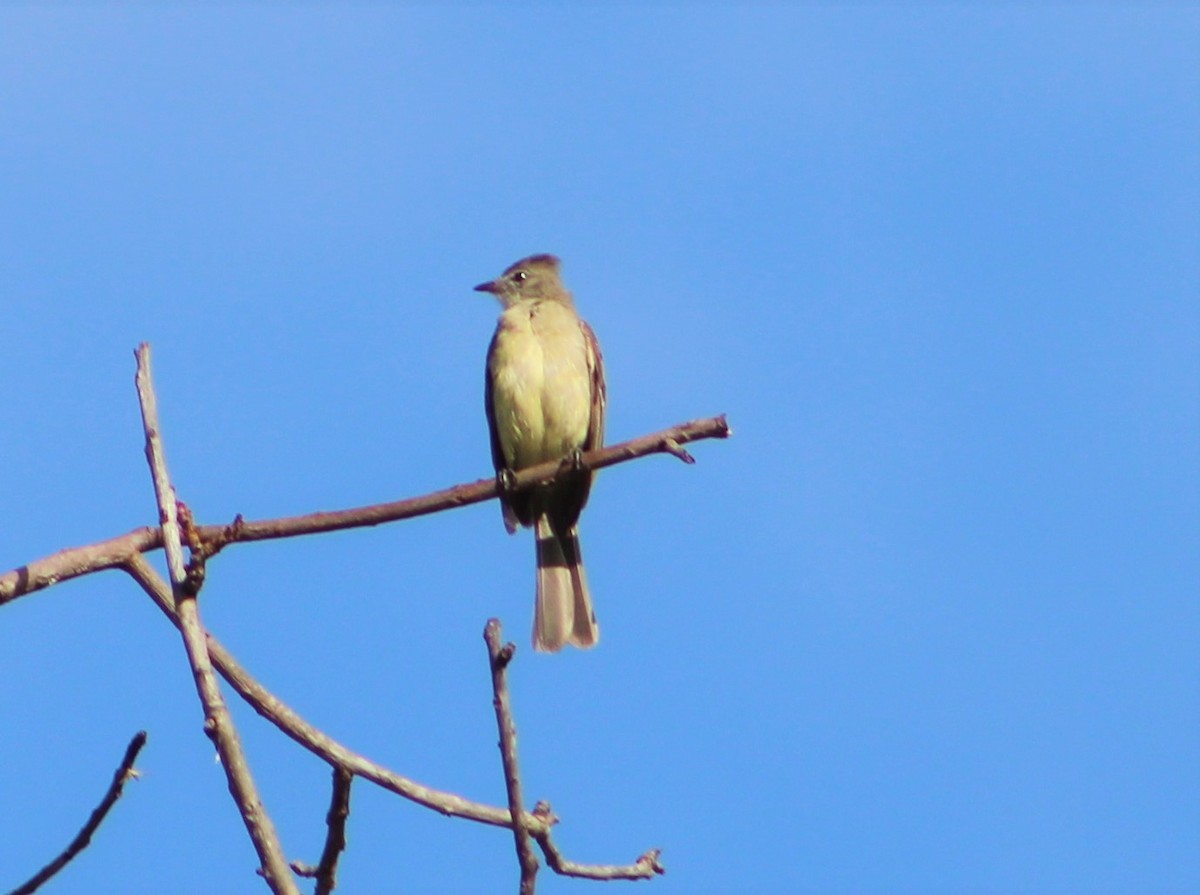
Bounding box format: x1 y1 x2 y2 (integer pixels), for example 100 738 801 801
485 328 521 533
581 319 606 453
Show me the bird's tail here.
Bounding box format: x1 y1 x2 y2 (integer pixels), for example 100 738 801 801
534 516 599 652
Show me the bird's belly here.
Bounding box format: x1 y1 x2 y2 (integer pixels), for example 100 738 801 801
491 327 590 470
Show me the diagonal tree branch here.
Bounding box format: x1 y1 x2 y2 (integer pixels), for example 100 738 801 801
6 731 148 895
122 553 523 827
134 343 298 895
0 415 730 609
484 620 540 894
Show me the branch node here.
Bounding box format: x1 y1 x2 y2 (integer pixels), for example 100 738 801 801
638 848 667 875
203 513 246 560
496 642 516 669
532 800 558 826
176 500 207 597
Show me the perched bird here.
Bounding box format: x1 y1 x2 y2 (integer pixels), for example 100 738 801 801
476 254 606 652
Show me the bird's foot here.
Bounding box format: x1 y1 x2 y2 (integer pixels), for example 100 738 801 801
495 468 520 534
496 467 518 496
559 449 586 475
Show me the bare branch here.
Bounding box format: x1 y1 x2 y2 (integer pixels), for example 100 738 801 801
6 731 147 895
1 347 702 886
537 835 666 882
484 620 539 894
0 527 160 607
134 343 298 895
191 414 729 545
1 415 731 608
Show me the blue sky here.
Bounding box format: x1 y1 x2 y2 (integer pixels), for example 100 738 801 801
1 4 1197 893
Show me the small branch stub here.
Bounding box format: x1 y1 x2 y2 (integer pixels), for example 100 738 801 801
496 642 516 670
661 437 695 464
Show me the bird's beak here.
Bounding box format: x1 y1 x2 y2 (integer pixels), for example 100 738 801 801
473 280 498 294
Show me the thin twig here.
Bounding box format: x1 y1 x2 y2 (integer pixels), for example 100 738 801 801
313 768 352 895
284 767 350 890
134 343 298 895
536 837 666 882
1 415 731 608
6 731 148 895
484 620 539 894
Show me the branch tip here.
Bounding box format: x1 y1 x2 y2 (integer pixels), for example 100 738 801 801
6 730 150 895
638 848 667 875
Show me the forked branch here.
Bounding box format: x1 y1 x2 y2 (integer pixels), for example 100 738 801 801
134 344 298 895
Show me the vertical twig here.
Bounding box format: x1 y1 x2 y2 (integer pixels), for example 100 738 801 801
312 768 352 895
6 731 148 895
484 619 539 894
134 343 299 895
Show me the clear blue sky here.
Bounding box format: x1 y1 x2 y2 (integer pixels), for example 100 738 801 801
1 5 1197 894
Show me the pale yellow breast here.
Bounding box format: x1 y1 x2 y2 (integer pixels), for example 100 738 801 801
489 301 592 470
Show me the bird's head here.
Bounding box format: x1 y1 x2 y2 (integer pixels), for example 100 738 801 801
474 254 567 306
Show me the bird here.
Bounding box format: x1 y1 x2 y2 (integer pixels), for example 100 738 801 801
475 254 606 652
